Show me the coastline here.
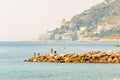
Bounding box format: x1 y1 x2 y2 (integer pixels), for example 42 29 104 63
23 38 120 42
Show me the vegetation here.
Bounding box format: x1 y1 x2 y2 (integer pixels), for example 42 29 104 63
51 0 120 40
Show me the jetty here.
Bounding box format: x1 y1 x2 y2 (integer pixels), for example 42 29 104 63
25 51 120 63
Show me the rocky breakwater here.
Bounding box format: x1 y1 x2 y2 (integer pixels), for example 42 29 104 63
26 51 120 63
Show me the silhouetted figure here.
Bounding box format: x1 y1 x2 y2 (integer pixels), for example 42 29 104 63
38 53 40 57
51 48 53 54
54 49 57 54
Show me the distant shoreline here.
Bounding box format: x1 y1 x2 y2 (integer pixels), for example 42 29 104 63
23 38 120 42
23 39 120 42
0 39 120 42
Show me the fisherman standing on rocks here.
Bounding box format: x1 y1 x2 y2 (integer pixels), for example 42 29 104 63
38 52 40 57
34 52 36 57
51 48 53 54
54 49 57 54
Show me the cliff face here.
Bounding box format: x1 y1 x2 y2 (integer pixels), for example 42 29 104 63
51 0 120 40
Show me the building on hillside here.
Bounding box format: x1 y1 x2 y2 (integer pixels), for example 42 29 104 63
38 32 52 41
80 26 87 33
60 33 72 41
54 33 72 41
60 18 66 26
94 26 103 34
77 30 88 39
69 22 75 28
54 34 60 40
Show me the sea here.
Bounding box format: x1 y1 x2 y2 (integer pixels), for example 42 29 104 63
0 41 120 80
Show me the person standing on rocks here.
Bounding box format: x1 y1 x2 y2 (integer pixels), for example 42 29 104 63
34 52 36 57
38 52 40 57
54 49 57 54
51 48 53 54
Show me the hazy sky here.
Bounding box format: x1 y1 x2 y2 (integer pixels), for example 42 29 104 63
0 0 105 41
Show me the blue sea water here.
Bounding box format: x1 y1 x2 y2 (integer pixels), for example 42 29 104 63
0 42 120 80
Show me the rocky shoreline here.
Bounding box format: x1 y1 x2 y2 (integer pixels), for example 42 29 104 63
25 51 120 63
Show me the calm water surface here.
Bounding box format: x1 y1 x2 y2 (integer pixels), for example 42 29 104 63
0 42 120 80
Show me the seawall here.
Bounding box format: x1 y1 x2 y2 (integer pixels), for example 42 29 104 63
25 51 120 63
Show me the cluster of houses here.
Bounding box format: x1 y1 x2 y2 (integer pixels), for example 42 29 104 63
35 18 119 42
37 32 73 41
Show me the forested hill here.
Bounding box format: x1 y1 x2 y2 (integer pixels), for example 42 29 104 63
51 0 120 40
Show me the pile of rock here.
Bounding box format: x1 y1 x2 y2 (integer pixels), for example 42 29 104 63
25 51 120 63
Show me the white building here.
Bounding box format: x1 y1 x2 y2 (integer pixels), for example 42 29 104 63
38 32 51 41
61 35 72 41
94 26 103 34
80 26 87 32
54 34 60 40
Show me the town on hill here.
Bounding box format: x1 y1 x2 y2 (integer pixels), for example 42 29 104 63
35 0 120 42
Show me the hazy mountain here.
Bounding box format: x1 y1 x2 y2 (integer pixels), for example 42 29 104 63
51 0 120 40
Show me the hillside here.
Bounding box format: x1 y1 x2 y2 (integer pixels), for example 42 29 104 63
50 0 120 41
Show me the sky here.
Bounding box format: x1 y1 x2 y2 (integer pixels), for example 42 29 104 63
0 0 105 41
